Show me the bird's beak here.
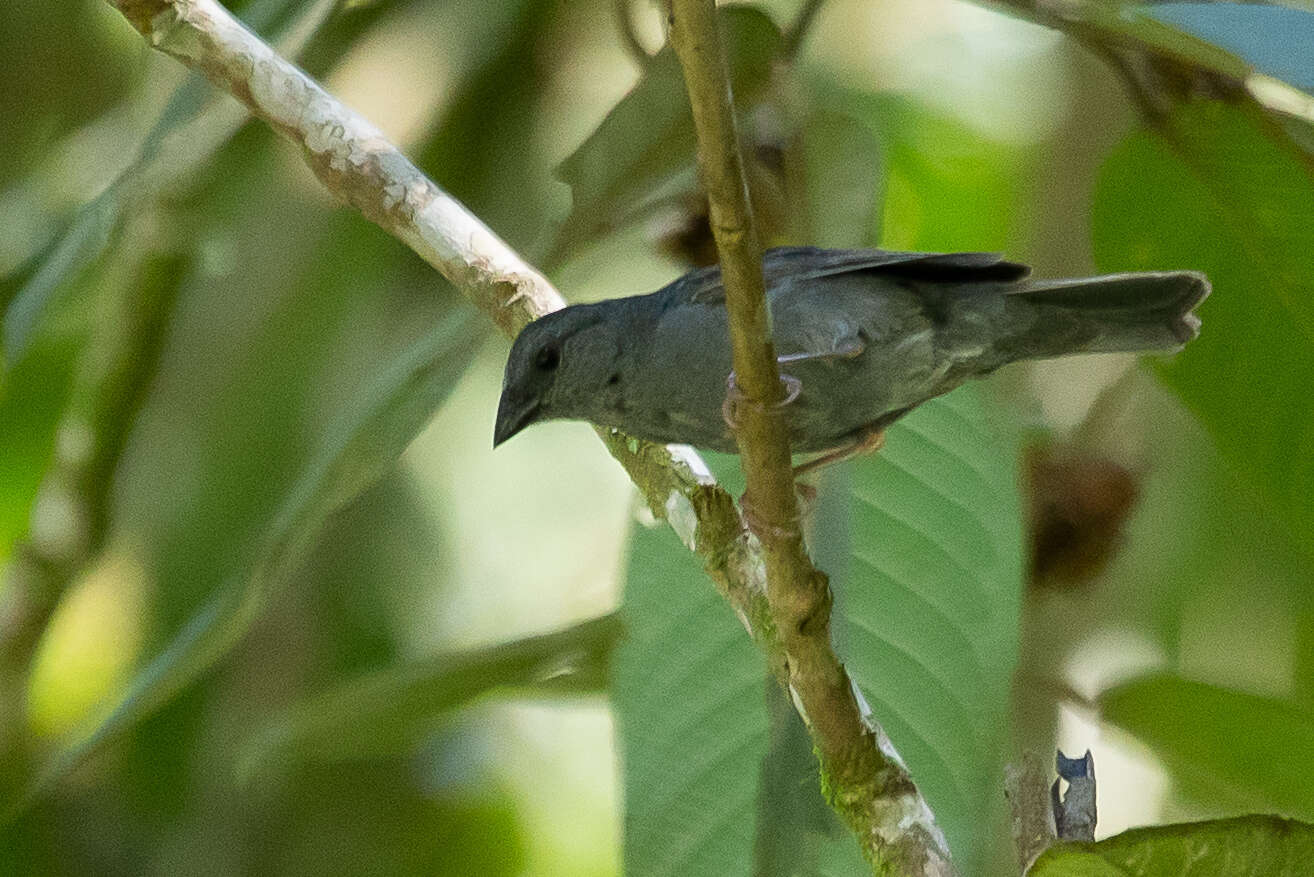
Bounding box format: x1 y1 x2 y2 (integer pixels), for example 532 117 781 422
493 392 541 448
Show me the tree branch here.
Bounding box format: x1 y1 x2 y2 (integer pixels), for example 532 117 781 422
98 0 782 729
102 1 948 870
666 1 951 873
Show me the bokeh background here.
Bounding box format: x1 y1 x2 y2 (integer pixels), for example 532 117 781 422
2 0 1311 874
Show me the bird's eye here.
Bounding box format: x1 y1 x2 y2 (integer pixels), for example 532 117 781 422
534 345 560 371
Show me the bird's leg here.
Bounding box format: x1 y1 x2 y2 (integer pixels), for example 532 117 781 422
793 427 887 477
720 343 858 431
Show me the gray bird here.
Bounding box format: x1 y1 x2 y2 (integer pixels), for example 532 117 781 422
494 247 1208 462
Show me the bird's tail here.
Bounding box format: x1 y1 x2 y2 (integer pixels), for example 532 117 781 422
1006 271 1210 356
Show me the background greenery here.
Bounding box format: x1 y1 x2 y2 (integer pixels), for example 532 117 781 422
1 0 1312 874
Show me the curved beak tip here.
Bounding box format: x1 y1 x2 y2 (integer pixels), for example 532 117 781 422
493 397 539 448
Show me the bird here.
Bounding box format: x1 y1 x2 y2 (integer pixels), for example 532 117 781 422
494 246 1208 466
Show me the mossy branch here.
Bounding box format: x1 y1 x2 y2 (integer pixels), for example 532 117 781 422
667 0 953 872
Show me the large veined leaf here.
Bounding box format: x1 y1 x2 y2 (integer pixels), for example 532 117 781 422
1142 3 1314 92
833 386 1024 875
552 6 783 258
616 386 1023 875
614 521 772 876
1029 815 1314 876
1092 100 1314 556
1099 674 1314 821
3 307 483 820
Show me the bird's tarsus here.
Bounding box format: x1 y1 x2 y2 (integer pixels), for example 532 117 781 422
793 428 886 477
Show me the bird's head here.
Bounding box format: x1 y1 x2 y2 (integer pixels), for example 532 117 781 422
494 304 625 447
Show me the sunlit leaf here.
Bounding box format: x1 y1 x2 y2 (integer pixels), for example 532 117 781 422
0 334 78 563
1029 815 1314 876
238 613 621 778
552 6 783 258
976 0 1249 83
812 87 1027 252
3 307 483 820
1099 674 1314 821
1092 100 1314 556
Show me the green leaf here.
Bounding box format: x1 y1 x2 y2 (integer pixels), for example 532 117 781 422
1142 3 1314 92
1 0 336 365
813 88 1027 252
833 386 1024 875
0 332 79 563
787 109 883 248
1099 674 1314 820
1091 100 1314 556
4 307 483 820
238 613 621 778
754 682 871 876
617 520 867 875
614 522 771 877
1029 815 1314 876
617 386 1021 876
552 6 783 258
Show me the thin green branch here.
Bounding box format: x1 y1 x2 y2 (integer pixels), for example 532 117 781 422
666 1 952 873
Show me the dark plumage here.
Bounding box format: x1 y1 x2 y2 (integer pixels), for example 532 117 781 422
494 247 1209 455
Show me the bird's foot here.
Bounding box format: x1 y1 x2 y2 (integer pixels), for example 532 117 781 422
793 428 886 477
721 371 803 433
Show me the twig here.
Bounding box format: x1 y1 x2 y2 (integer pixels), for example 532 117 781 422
1004 751 1058 872
667 1 952 873
784 0 827 59
100 2 948 870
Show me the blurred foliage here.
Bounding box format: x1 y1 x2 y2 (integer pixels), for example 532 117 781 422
1030 815 1314 876
1100 675 1314 821
3 0 1314 874
1093 99 1314 556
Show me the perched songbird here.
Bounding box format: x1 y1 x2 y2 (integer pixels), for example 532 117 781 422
494 247 1208 463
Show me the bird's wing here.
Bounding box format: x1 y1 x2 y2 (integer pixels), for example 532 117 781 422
673 246 1030 305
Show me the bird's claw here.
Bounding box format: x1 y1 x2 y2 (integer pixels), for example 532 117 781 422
721 371 803 432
